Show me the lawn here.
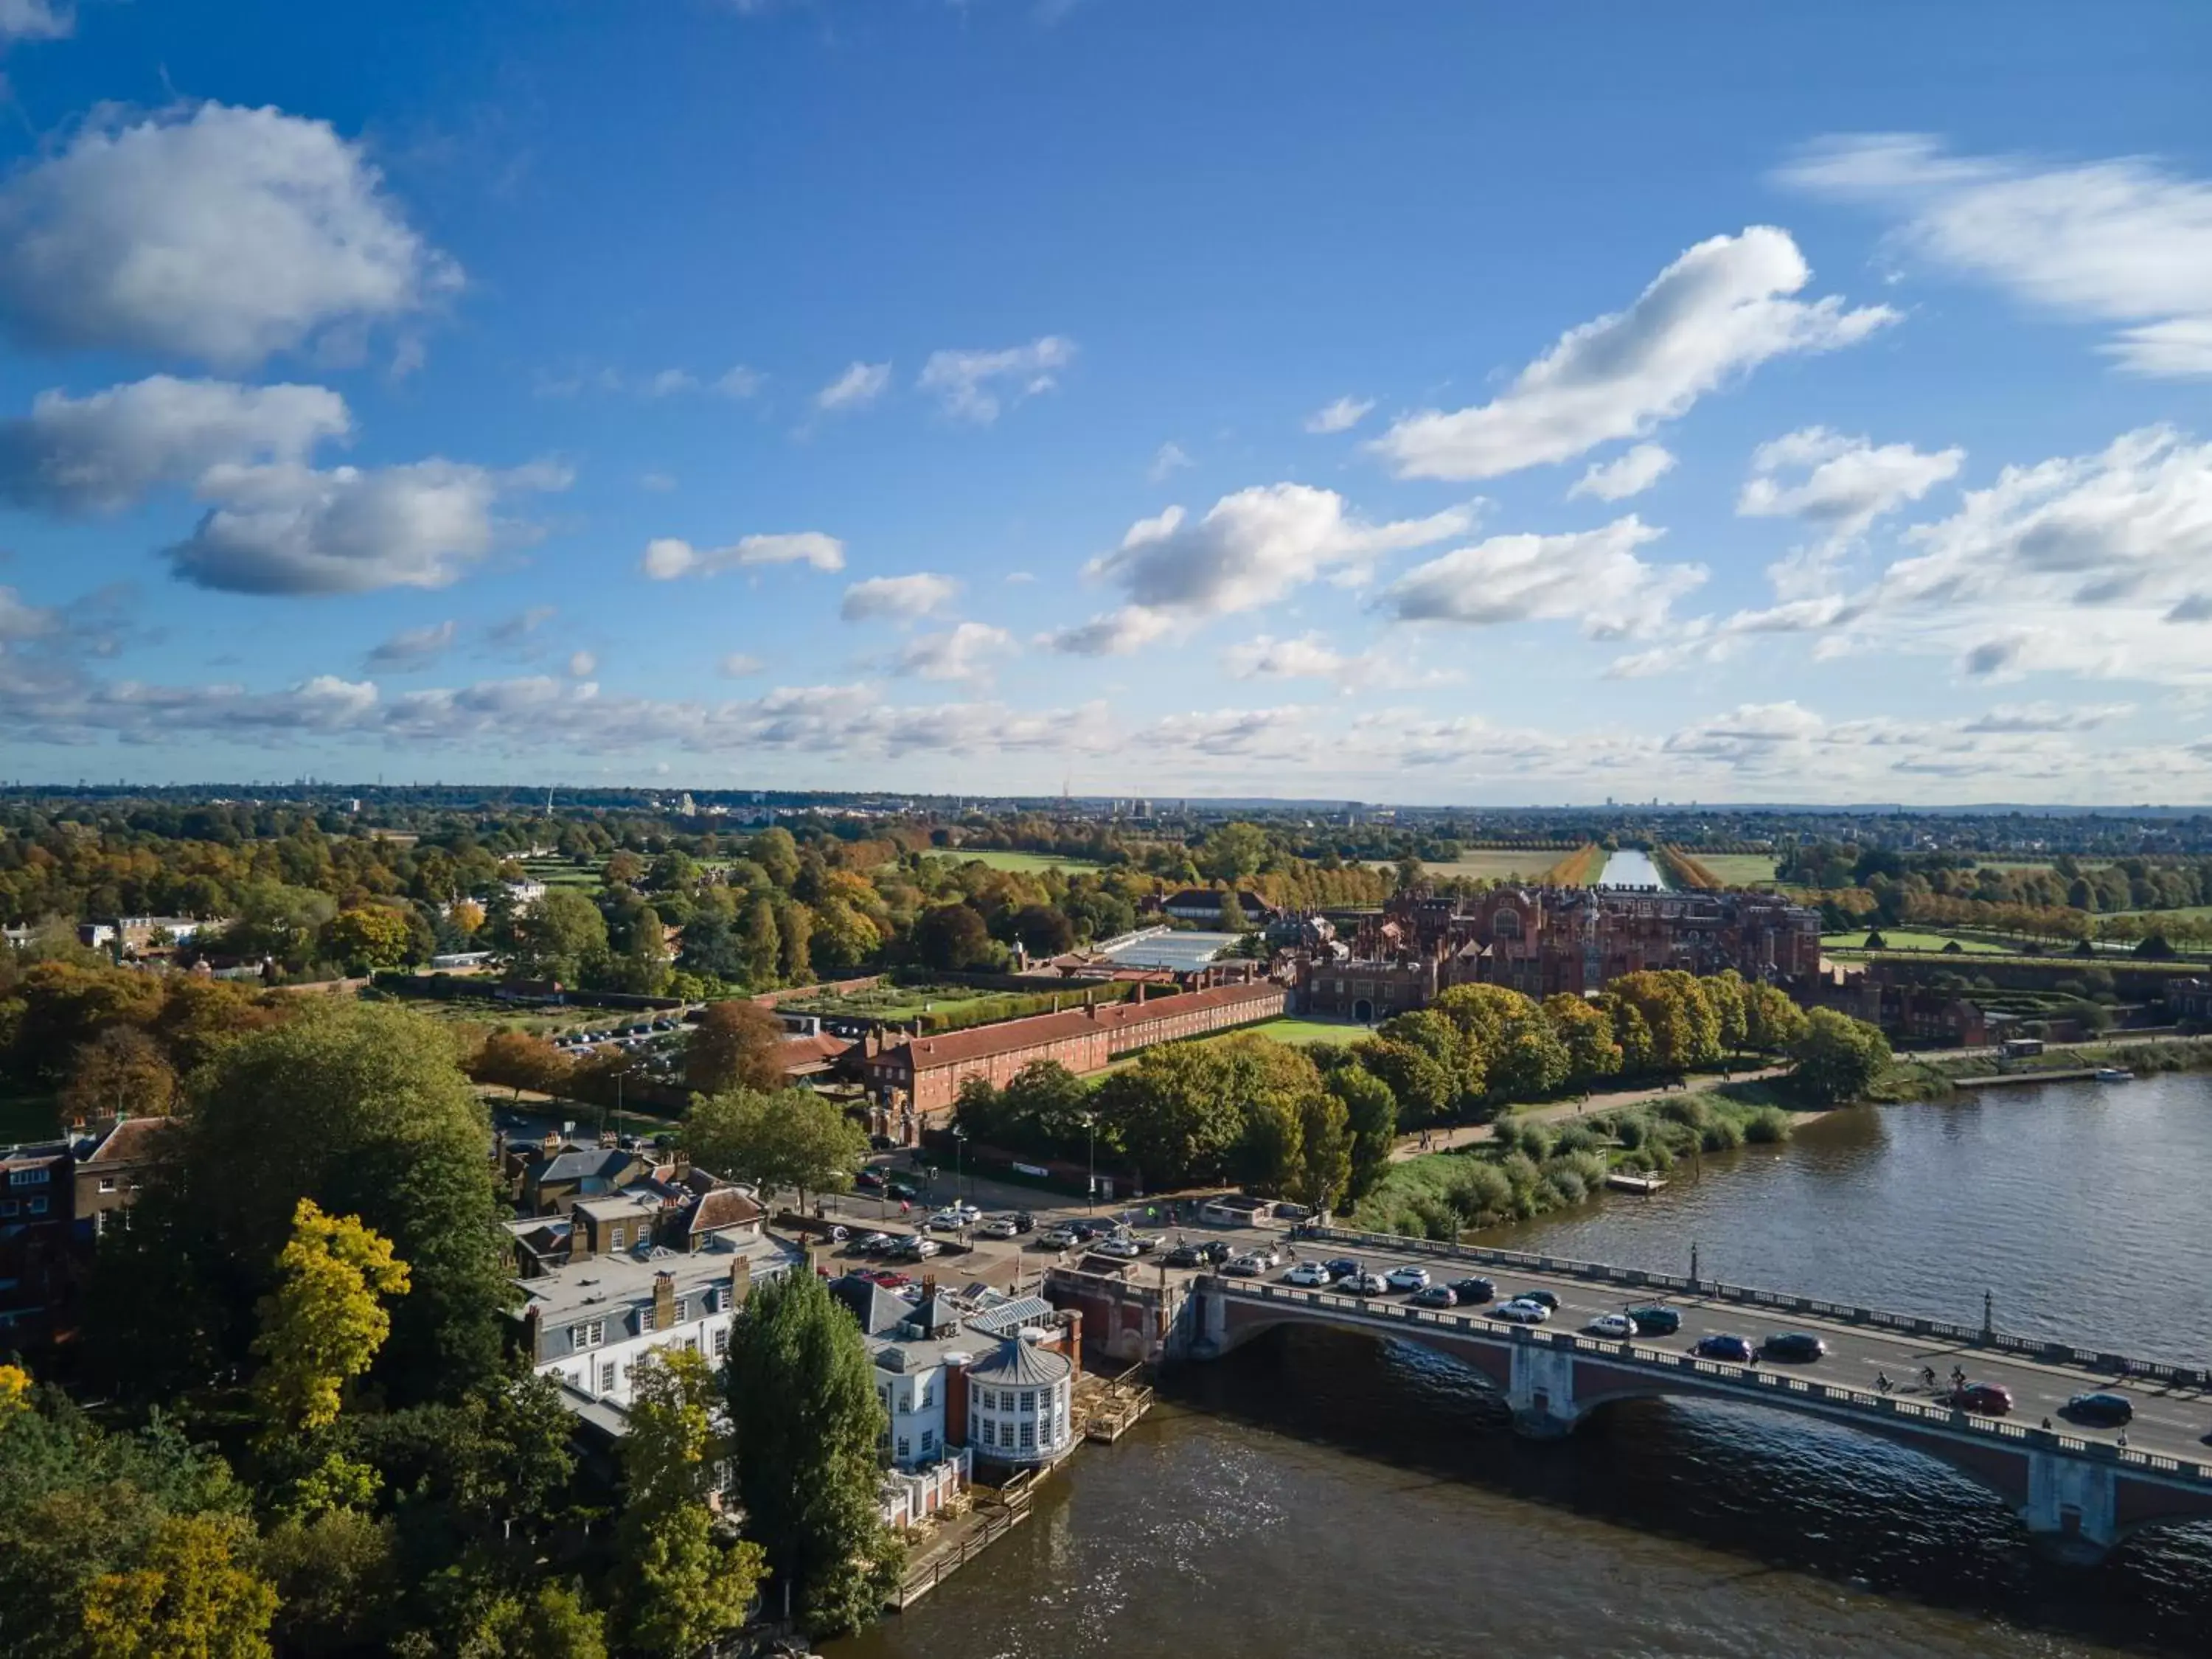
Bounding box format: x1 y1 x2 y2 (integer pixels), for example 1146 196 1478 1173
1366 849 1568 882
1695 853 1781 886
779 981 1009 1021
1231 1016 1371 1046
519 858 604 891
925 849 1103 873
1820 930 2017 955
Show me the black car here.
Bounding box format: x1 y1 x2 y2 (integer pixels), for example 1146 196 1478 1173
1760 1332 1828 1363
886 1180 918 1201
1449 1276 1496 1304
1694 1334 1756 1363
1008 1212 1035 1234
1325 1257 1363 1280
1195 1239 1235 1265
1513 1288 1561 1311
1165 1244 1206 1268
1627 1304 1680 1335
2063 1391 2135 1427
1066 1220 1107 1242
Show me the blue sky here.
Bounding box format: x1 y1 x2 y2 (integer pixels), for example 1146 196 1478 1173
2 0 2211 801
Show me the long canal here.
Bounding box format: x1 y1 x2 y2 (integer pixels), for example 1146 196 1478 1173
833 1074 2212 1658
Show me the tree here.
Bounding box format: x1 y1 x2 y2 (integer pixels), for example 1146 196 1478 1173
1290 1087 1352 1211
617 905 674 997
80 1512 278 1659
911 902 995 972
773 897 814 983
1788 1009 1891 1105
1606 971 1722 1074
1352 1037 1456 1127
615 1349 764 1657
1197 821 1270 884
740 897 782 988
602 850 647 888
1326 1064 1397 1202
684 998 787 1095
1216 891 1249 936
1008 903 1074 958
507 889 608 985
1741 981 1809 1051
725 1272 902 1635
253 1198 411 1442
748 827 802 889
1542 994 1623 1088
62 1026 178 1121
324 906 414 975
686 1087 866 1209
468 1029 569 1100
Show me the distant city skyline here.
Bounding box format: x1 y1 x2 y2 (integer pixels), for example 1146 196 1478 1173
2 2 2210 802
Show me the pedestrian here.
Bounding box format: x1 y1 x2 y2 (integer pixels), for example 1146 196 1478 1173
2042 1416 2053 1431
2118 1430 2129 1449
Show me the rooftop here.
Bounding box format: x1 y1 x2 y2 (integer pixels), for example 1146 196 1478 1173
513 1231 801 1328
877 978 1280 1072
966 1334 1072 1388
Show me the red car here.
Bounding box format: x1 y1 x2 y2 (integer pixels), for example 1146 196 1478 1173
1949 1382 2014 1416
866 1270 913 1288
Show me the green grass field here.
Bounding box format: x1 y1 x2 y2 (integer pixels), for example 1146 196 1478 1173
1694 853 1781 886
925 849 1103 873
1232 1016 1370 1046
1821 930 2018 955
1366 849 1567 882
519 859 604 891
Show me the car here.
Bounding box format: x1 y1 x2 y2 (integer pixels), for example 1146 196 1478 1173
855 1169 886 1191
1385 1265 1432 1293
864 1270 912 1288
868 1133 898 1151
1324 1257 1363 1280
1065 1220 1107 1242
886 1180 918 1201
894 1236 940 1260
1760 1332 1828 1363
1125 1232 1166 1253
1007 1212 1035 1234
1094 1237 1144 1259
1449 1276 1496 1305
1222 1254 1266 1278
977 1217 1020 1240
1194 1239 1236 1265
1626 1304 1680 1335
1586 1313 1638 1339
1247 1243 1284 1269
1410 1285 1458 1310
1492 1299 1550 1325
925 1211 967 1233
1950 1382 2015 1416
855 1231 894 1253
1165 1244 1206 1268
1337 1272 1390 1297
2062 1391 2135 1427
1040 1226 1079 1248
1512 1288 1560 1310
1694 1334 1755 1363
1283 1260 1335 1287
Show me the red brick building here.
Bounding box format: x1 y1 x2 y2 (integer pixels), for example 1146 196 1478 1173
861 979 1287 1130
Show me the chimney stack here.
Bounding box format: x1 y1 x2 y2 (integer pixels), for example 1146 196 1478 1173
653 1270 676 1332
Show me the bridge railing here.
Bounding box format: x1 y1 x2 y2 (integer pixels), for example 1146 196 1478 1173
1304 1225 2212 1390
1210 1278 2212 1488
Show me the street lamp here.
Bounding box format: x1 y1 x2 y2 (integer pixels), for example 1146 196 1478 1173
953 1124 968 1203
1082 1111 1096 1214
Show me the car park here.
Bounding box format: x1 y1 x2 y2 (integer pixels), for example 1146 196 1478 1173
1006 1213 1035 1234
1449 1276 1496 1304
1586 1313 1638 1339
1065 1220 1107 1242
925 1210 967 1232
1338 1272 1390 1297
1512 1288 1560 1310
886 1180 918 1201
856 1232 894 1253
1283 1261 1336 1287
1194 1239 1236 1265
855 1169 886 1191
1385 1265 1432 1293
1626 1304 1680 1335
1694 1334 1755 1363
1165 1244 1206 1268
1950 1382 2015 1416
1760 1332 1827 1363
2062 1391 2135 1427
864 1270 911 1288
1409 1285 1458 1310
1492 1299 1550 1324
894 1236 940 1260
1126 1232 1166 1253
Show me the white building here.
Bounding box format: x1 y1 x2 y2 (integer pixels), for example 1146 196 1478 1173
965 1333 1076 1467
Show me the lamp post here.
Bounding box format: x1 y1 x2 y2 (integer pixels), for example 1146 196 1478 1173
953 1124 968 1203
1082 1112 1096 1214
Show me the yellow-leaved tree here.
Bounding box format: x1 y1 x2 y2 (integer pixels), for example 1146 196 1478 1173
0 1360 29 1418
251 1197 411 1442
80 1512 279 1659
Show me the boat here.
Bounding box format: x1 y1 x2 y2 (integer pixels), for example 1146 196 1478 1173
2095 1066 2135 1082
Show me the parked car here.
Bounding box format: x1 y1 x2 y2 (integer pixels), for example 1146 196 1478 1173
1324 1257 1363 1280
1694 1334 1755 1363
1512 1288 1560 1310
1283 1261 1335 1287
1410 1285 1458 1310
1007 1212 1036 1234
1065 1220 1108 1243
925 1210 967 1233
856 1232 894 1254
855 1169 886 1191
864 1270 912 1288
1449 1276 1496 1305
1040 1226 1079 1249
2063 1391 2135 1427
1492 1299 1550 1325
977 1217 1021 1240
1586 1313 1638 1339
886 1180 918 1201
1222 1253 1266 1278
894 1236 940 1260
1194 1239 1236 1265
1760 1332 1828 1363
1627 1304 1680 1335
1385 1265 1432 1293
1248 1243 1284 1269
1950 1382 2015 1416
1165 1244 1206 1268
868 1133 898 1151
1337 1272 1390 1297
1094 1237 1144 1259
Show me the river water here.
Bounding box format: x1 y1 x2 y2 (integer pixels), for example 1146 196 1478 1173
833 1076 2212 1659
1600 847 1668 888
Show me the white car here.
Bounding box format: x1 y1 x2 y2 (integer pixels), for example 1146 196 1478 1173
895 1235 941 1259
1337 1272 1390 1297
1040 1226 1079 1248
976 1217 1020 1240
1385 1265 1432 1293
1282 1260 1335 1287
925 1210 967 1232
1492 1298 1551 1324
1586 1312 1638 1340
1093 1237 1144 1259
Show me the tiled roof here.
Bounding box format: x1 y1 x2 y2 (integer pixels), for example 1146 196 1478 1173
83 1116 176 1166
965 1335 1071 1387
877 980 1281 1073
687 1188 763 1236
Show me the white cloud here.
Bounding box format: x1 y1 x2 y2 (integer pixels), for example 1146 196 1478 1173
1043 605 1175 658
1370 228 1895 481
0 102 457 366
0 1 71 44
0 584 58 641
567 650 597 678
1380 515 1703 637
813 361 891 413
714 364 764 398
1304 396 1375 435
1222 631 1455 693
487 605 556 646
1739 427 1964 538
1149 441 1194 482
917 335 1076 423
719 653 765 678
365 620 454 669
1782 134 2212 376
892 621 1017 684
641 531 846 580
1961 701 2133 734
0 375 350 512
841 571 959 622
1085 482 1475 619
1568 443 1676 503
646 369 698 397
165 458 568 596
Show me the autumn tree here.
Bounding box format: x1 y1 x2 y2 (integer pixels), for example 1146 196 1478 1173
61 1026 178 1121
683 998 787 1096
252 1198 412 1441
1324 1063 1397 1202
615 1348 764 1656
685 1087 866 1209
1789 1009 1891 1105
80 1513 278 1659
507 888 608 984
323 905 415 974
1542 993 1624 1088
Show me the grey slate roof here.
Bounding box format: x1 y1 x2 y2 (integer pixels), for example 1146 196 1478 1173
964 1335 1071 1388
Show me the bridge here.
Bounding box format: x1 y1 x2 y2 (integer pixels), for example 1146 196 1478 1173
1046 1225 2212 1564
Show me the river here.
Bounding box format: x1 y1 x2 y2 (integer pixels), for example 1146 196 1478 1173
1599 846 1668 888
832 1075 2212 1659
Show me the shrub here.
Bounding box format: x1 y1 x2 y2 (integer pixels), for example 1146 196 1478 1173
1611 1113 1648 1150
1742 1107 1792 1144
1443 1161 1514 1225
1700 1116 1746 1152
1657 1095 1712 1131
1543 1167 1587 1206
1552 1124 1599 1156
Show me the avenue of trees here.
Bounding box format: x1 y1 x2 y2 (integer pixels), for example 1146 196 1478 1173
0 999 896 1658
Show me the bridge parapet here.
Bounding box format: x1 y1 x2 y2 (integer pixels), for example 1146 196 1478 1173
1304 1225 2212 1390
